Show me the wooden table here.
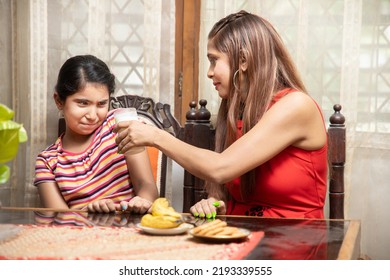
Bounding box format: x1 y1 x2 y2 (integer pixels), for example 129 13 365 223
0 208 360 260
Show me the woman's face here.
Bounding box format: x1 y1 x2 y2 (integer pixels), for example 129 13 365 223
207 41 231 99
55 83 110 136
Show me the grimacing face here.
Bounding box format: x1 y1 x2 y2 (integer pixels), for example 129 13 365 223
56 83 110 136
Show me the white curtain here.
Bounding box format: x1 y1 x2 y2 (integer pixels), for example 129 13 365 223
199 0 390 259
0 0 175 205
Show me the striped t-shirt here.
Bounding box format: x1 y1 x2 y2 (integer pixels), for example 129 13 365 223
34 110 134 209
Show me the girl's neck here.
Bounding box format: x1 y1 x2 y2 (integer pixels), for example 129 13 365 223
61 131 94 153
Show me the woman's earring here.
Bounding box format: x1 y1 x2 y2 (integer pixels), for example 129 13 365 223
58 110 64 118
233 69 239 90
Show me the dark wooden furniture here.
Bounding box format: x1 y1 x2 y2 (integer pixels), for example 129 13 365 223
110 95 182 137
328 104 346 219
0 208 361 259
181 100 346 219
180 100 215 212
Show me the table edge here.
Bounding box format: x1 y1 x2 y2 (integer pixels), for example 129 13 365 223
337 220 361 260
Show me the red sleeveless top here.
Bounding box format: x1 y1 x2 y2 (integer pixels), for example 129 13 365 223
225 89 328 218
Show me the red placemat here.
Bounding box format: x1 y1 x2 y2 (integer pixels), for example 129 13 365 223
0 224 264 260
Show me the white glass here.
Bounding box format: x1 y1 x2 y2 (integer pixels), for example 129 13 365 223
114 108 145 155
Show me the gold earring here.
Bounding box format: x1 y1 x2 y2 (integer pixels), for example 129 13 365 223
233 69 239 90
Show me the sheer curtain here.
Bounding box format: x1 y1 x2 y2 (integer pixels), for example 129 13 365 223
1 0 175 206
199 0 390 259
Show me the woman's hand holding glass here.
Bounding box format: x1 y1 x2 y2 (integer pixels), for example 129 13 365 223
114 120 157 154
114 108 146 155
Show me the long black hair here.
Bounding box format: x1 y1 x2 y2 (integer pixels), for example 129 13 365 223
55 55 116 101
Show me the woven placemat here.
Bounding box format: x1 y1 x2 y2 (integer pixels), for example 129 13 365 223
0 224 264 260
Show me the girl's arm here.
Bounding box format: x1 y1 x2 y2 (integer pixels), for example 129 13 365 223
123 149 159 213
37 182 69 209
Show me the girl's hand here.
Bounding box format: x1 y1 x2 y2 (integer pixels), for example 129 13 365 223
190 198 226 219
86 199 117 213
87 212 116 226
120 196 153 214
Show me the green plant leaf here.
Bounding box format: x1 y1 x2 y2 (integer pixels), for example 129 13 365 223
19 125 28 143
0 121 20 164
0 103 14 122
0 164 10 184
0 119 22 131
0 103 28 183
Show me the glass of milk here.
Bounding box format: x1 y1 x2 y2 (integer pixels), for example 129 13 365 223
114 108 145 155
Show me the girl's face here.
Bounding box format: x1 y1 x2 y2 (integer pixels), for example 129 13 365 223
207 41 231 99
55 83 110 137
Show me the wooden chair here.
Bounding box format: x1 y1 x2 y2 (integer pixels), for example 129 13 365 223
327 104 346 219
58 94 182 198
181 100 346 219
180 100 215 212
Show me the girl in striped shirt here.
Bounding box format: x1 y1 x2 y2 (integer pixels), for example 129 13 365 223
34 55 158 213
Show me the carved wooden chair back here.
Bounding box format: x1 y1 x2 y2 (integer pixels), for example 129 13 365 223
181 100 346 219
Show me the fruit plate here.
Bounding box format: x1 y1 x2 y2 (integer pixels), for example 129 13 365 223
188 228 250 243
136 223 194 235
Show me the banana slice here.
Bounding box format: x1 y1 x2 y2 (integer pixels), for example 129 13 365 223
140 198 183 229
140 214 182 229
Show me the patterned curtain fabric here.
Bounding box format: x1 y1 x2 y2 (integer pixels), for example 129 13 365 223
198 0 390 259
0 0 175 205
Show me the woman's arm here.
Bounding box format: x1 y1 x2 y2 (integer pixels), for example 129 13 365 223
115 92 326 184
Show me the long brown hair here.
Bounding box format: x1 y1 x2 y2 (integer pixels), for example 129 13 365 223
206 10 308 201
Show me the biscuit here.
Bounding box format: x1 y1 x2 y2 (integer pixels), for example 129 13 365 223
192 219 223 234
192 219 243 238
217 226 238 236
202 222 227 236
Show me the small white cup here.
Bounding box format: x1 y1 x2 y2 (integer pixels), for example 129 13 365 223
114 108 145 155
